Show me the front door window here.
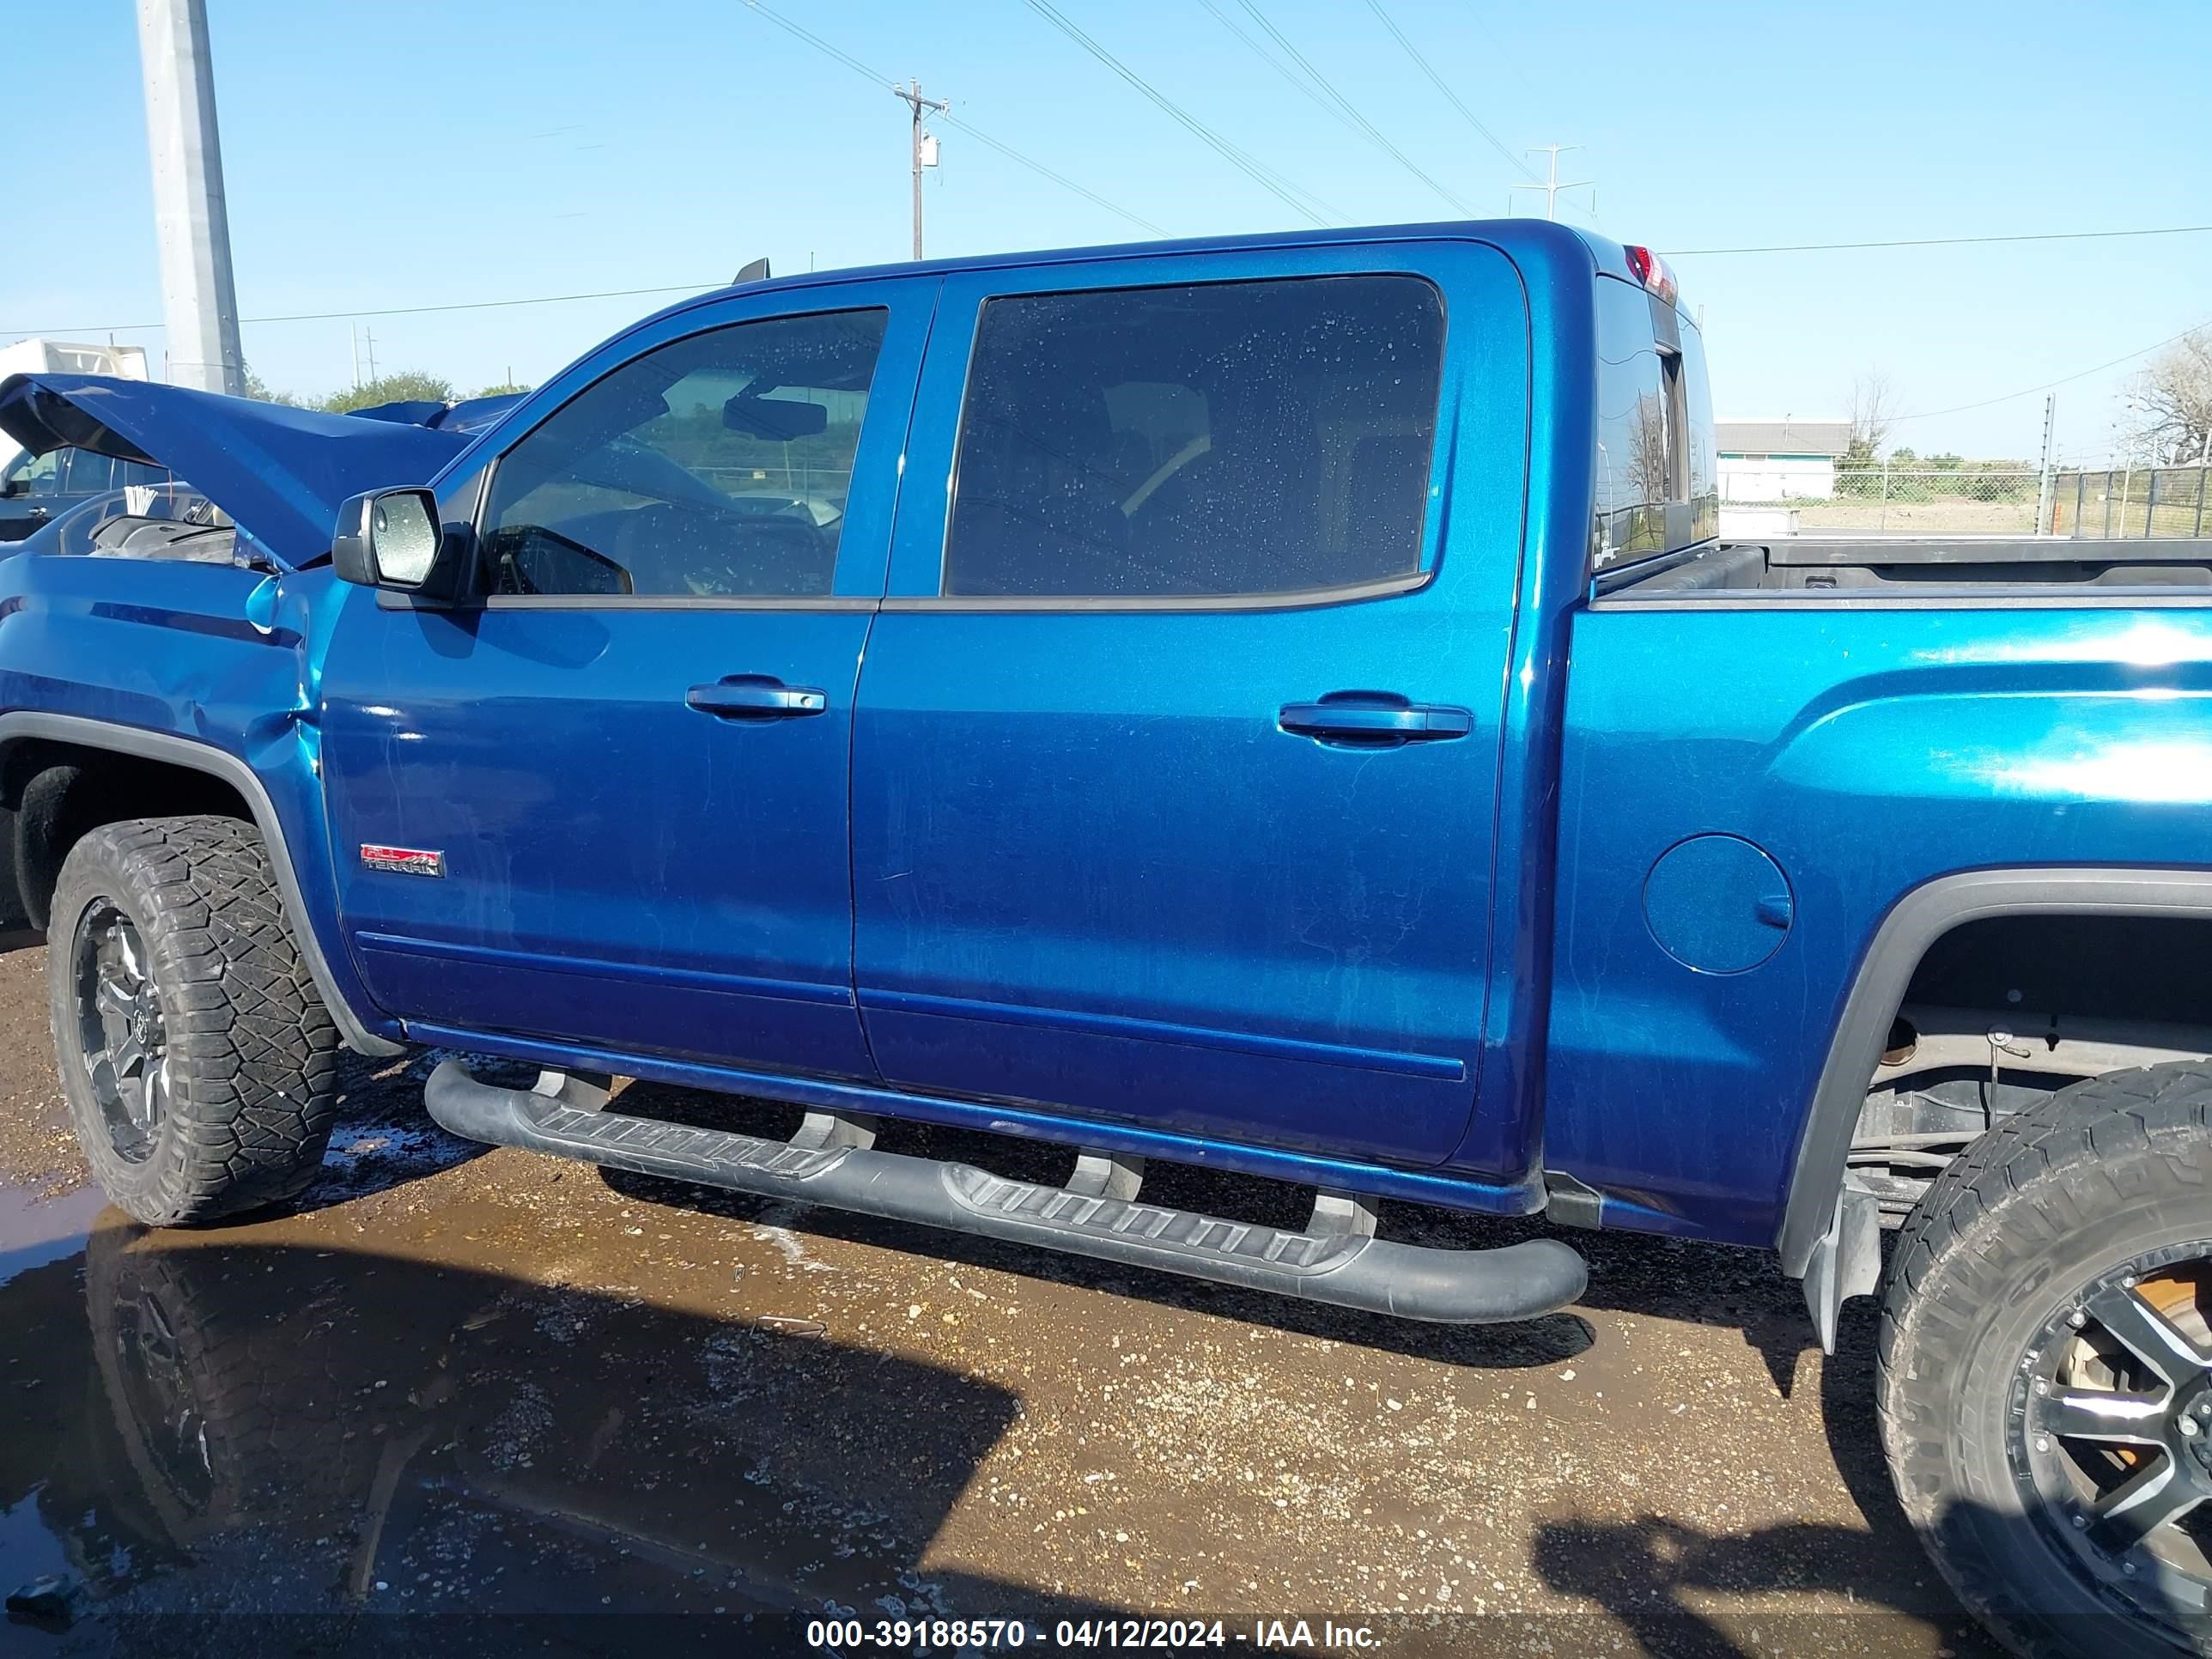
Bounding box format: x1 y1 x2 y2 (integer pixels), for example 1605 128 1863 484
479 309 888 599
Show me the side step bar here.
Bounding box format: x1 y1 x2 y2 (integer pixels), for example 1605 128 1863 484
423 1061 1586 1325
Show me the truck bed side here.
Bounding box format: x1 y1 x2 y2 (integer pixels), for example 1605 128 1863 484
1542 595 2212 1247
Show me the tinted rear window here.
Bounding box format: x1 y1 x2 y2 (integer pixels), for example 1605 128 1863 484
944 275 1444 599
1592 276 1717 571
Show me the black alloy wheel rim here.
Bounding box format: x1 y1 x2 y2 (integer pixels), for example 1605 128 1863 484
73 901 171 1163
2010 1240 2212 1639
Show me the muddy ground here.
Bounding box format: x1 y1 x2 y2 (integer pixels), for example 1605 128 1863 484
0 934 1998 1657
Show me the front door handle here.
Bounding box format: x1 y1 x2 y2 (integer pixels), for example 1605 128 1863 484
685 677 827 720
1279 695 1473 744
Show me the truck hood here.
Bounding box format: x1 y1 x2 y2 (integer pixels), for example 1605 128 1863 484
0 372 472 568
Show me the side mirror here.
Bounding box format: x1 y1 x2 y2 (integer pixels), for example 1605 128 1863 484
0 479 21 500
331 488 468 603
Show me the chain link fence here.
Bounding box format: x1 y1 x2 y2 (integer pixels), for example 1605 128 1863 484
1723 464 2212 538
1726 467 2041 535
2051 466 2212 540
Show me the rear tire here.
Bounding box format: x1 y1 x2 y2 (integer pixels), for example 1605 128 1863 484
48 816 341 1224
1878 1061 2212 1657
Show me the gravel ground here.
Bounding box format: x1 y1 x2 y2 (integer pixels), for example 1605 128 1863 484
0 934 2000 1657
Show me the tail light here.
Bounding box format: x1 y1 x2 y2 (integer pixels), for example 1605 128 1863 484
1624 245 1679 307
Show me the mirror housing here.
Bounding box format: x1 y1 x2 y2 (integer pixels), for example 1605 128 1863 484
331 487 469 604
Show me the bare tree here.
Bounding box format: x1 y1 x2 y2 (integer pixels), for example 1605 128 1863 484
1850 369 1899 456
1627 391 1671 506
2128 328 2212 463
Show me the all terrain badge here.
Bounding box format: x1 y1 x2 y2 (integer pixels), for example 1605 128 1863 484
359 844 446 878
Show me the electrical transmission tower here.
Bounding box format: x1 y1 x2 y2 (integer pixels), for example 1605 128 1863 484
1510 144 1595 222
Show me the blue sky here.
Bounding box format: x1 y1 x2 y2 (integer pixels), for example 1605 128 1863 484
5 0 2205 460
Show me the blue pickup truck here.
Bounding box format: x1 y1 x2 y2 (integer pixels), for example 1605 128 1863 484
4 220 2210 1656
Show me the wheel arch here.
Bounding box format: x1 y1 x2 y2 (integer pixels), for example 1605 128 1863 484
1780 865 2212 1285
0 711 402 1057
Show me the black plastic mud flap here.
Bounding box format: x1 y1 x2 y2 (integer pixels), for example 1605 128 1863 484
424 1061 1588 1325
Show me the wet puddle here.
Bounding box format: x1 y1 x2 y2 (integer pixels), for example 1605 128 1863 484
0 1174 1025 1653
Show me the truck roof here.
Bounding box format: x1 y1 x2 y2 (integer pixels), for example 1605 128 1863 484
653 216 1650 333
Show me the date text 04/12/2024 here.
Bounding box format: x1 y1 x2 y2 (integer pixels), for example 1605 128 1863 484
803 1618 1383 1650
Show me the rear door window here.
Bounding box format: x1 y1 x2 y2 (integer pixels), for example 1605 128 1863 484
62 451 118 494
942 276 1444 599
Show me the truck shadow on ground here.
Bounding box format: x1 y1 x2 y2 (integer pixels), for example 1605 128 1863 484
1 1212 2016 1659
1528 1300 2011 1658
0 1218 1132 1657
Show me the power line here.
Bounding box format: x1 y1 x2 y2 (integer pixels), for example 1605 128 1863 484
1668 222 2212 256
742 0 884 83
743 1 1164 237
1893 317 2210 423
1194 0 1356 135
1195 0 1439 214
1359 0 1537 182
938 112 1166 236
4 280 724 339
1019 0 1336 227
1462 2 1540 100
1227 0 1476 216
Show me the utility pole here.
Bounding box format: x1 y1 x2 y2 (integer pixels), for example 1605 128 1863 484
135 0 245 395
893 79 948 260
1510 144 1593 222
2034 392 2058 536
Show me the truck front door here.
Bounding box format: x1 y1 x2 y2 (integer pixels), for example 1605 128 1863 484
851 244 1531 1169
319 280 932 1079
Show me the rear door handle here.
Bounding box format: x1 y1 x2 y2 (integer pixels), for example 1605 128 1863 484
1279 696 1473 744
685 678 828 720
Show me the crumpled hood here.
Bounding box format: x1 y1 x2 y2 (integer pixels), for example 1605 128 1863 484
0 372 473 568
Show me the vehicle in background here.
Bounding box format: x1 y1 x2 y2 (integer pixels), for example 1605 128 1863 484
3 222 2210 1659
0 390 522 550
0 341 164 538
348 391 527 435
0 341 149 469
0 444 176 542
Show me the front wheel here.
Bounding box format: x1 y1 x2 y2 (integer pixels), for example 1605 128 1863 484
48 816 342 1225
1879 1061 2212 1656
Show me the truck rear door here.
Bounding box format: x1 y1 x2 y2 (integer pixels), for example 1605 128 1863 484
849 241 1531 1169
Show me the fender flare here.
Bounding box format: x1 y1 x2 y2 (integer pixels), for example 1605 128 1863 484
0 711 404 1057
1779 865 2212 1279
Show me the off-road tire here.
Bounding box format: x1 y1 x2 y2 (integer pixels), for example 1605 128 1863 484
1877 1061 2212 1657
49 816 341 1224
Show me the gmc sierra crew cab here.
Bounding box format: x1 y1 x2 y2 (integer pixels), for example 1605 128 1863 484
4 219 2210 1656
